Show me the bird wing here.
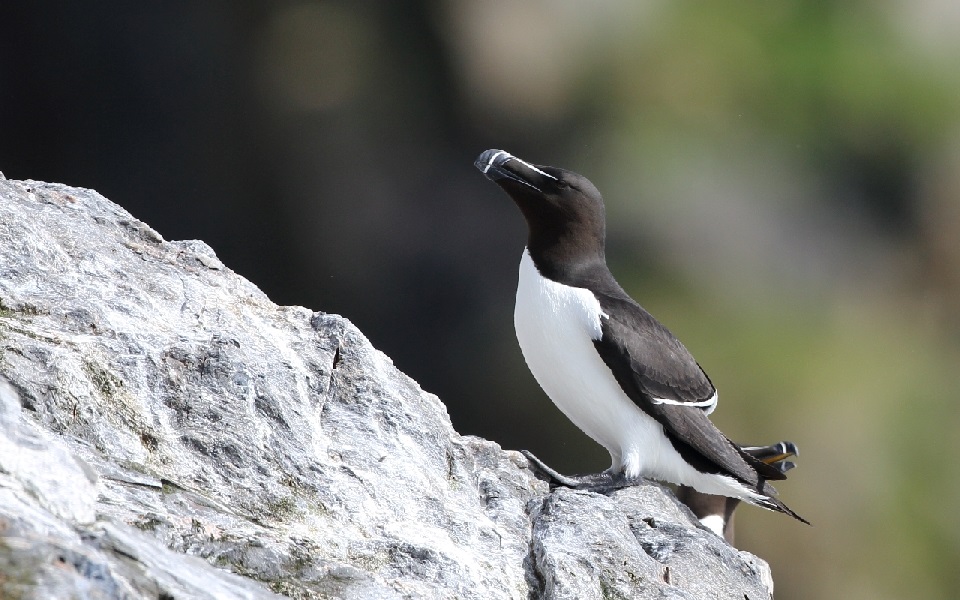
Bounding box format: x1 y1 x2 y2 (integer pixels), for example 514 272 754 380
591 294 786 484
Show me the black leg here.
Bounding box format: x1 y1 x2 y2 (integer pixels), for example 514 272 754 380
520 450 635 493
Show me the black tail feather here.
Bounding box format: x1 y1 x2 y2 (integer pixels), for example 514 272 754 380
753 490 810 525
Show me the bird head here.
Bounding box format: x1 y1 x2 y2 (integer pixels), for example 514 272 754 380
475 149 606 271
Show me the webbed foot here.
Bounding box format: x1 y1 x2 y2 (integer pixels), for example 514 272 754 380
520 450 634 493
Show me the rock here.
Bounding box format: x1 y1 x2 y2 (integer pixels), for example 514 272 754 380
0 177 774 599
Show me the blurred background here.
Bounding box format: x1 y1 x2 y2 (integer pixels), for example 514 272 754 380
3 2 960 598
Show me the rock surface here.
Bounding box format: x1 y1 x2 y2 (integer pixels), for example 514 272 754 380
0 176 774 599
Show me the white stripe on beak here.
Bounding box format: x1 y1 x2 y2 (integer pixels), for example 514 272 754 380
511 156 558 180
482 150 511 174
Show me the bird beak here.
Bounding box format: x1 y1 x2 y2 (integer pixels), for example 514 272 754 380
475 149 556 193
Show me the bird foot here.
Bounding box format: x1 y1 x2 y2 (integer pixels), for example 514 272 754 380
520 450 634 493
741 441 799 475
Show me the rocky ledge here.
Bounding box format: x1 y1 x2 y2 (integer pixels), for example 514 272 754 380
0 176 773 599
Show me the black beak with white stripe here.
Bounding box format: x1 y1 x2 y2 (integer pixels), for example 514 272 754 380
476 149 807 525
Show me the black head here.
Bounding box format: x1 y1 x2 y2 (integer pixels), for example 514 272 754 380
475 149 606 279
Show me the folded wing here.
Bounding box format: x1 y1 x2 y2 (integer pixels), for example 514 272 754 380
591 293 786 485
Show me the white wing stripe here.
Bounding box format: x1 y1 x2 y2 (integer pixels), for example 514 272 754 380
650 391 718 413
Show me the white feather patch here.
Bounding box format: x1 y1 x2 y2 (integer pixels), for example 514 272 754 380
650 391 718 414
699 514 726 537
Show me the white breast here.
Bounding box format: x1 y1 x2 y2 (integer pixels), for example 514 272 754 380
514 249 662 477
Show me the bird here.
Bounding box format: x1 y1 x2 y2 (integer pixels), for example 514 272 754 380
474 149 807 525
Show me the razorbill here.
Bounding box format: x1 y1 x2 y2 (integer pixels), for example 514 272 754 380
475 149 807 524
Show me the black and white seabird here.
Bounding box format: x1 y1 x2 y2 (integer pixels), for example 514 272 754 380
475 149 807 525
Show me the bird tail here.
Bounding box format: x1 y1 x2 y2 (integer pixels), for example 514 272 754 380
753 491 810 525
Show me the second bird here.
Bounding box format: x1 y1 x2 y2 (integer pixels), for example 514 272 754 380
475 149 807 525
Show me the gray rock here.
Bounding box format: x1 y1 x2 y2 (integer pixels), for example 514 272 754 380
0 177 773 599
